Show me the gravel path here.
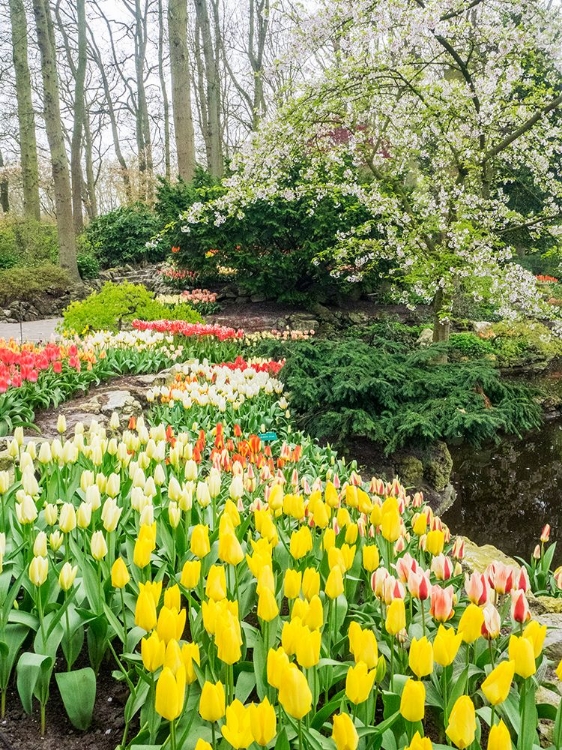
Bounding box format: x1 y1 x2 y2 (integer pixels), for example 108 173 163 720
0 317 62 343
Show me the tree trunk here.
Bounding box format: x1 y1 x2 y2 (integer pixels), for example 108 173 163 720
134 0 154 200
158 0 171 181
0 149 10 214
432 288 451 343
83 114 98 219
193 0 223 177
70 0 87 235
32 0 80 280
9 0 41 221
168 0 196 181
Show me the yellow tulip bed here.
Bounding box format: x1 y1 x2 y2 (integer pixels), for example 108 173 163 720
0 356 559 750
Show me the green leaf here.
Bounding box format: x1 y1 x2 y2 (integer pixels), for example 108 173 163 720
16 652 53 714
55 668 97 730
0 624 29 690
274 728 290 750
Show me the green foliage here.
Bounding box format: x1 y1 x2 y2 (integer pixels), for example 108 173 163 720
163 157 383 303
277 339 542 454
447 333 496 361
61 282 203 333
154 169 218 225
490 320 562 365
82 203 163 268
76 253 100 279
0 218 58 269
0 264 72 306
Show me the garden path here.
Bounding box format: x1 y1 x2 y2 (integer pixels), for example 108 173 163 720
0 317 61 342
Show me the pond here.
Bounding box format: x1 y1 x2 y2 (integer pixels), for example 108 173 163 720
443 418 562 568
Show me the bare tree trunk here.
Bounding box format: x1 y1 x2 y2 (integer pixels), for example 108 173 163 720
168 0 196 181
70 0 87 235
248 0 269 128
88 30 133 202
158 0 171 181
32 0 79 280
134 0 154 200
83 114 98 218
9 0 41 221
0 149 10 214
193 0 223 177
432 288 451 343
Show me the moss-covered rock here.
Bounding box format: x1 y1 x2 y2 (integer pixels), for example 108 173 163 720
423 441 453 492
397 455 424 486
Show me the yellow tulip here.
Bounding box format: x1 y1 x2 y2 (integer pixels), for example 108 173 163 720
221 699 253 749
458 603 484 644
199 680 226 722
111 558 130 588
59 503 77 533
381 510 401 543
487 719 512 750
190 524 211 558
508 635 536 679
433 625 462 667
180 559 201 589
303 594 324 630
267 646 290 689
195 741 212 750
325 566 344 599
302 568 320 600
385 598 406 635
425 529 445 556
278 663 312 719
481 660 515 706
406 732 433 750
258 588 279 622
325 481 339 508
412 513 428 536
215 609 242 665
409 636 434 678
141 631 166 672
284 569 302 599
206 564 227 601
218 529 244 566
295 627 321 669
290 526 313 560
362 545 380 572
181 641 200 684
346 662 376 704
556 658 562 681
446 696 476 749
135 588 157 631
332 712 359 750
155 665 186 721
400 678 425 722
249 697 277 746
522 620 547 658
156 606 187 644
348 622 378 669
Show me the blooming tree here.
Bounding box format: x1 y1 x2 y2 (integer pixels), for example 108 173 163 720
181 0 562 340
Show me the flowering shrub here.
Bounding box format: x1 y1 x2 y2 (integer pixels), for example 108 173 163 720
157 290 221 315
0 412 558 749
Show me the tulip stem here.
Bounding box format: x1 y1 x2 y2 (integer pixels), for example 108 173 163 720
40 700 46 736
420 600 426 637
119 587 128 649
520 679 527 750
36 586 47 650
298 718 304 750
490 705 495 728
211 722 216 750
170 718 177 750
442 666 449 728
389 639 395 691
1 688 5 719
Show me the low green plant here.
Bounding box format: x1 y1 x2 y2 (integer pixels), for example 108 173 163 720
490 320 562 365
76 253 100 280
276 339 542 453
447 332 496 361
61 282 203 334
0 218 58 269
0 264 72 307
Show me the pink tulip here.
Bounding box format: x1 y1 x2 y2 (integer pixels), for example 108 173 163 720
431 554 454 581
511 589 530 624
429 584 455 622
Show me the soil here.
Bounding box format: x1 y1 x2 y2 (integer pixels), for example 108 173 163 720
0 660 130 750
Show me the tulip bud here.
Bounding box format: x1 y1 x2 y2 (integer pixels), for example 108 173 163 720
38 442 52 465
332 713 359 750
111 558 130 588
540 524 551 544
199 680 226 722
29 555 48 586
59 503 77 533
59 562 78 591
180 559 201 589
487 719 512 750
400 678 425 722
278 663 312 720
249 697 276 747
49 530 63 551
409 636 434 678
345 662 376 704
481 660 515 706
57 414 67 434
446 696 476 749
90 530 108 561
77 502 92 529
33 531 47 557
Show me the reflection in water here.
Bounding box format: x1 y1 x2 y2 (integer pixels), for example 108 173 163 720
443 420 562 567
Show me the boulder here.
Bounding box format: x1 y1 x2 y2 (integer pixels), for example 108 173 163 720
417 328 434 347
397 456 424 486
422 441 453 492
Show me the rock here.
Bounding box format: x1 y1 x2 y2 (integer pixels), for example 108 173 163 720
235 296 250 304
397 456 424 486
79 396 101 414
100 390 133 413
537 685 560 746
536 597 562 615
462 539 519 573
417 328 434 346
425 482 456 516
311 303 337 323
250 294 266 303
422 441 453 492
473 321 493 335
0 451 14 472
535 612 562 661
347 312 369 325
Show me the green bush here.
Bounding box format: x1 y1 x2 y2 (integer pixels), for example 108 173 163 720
154 169 218 225
77 253 100 279
0 264 72 306
61 282 203 333
274 339 542 453
82 204 163 268
0 217 58 269
447 333 496 360
490 320 562 365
